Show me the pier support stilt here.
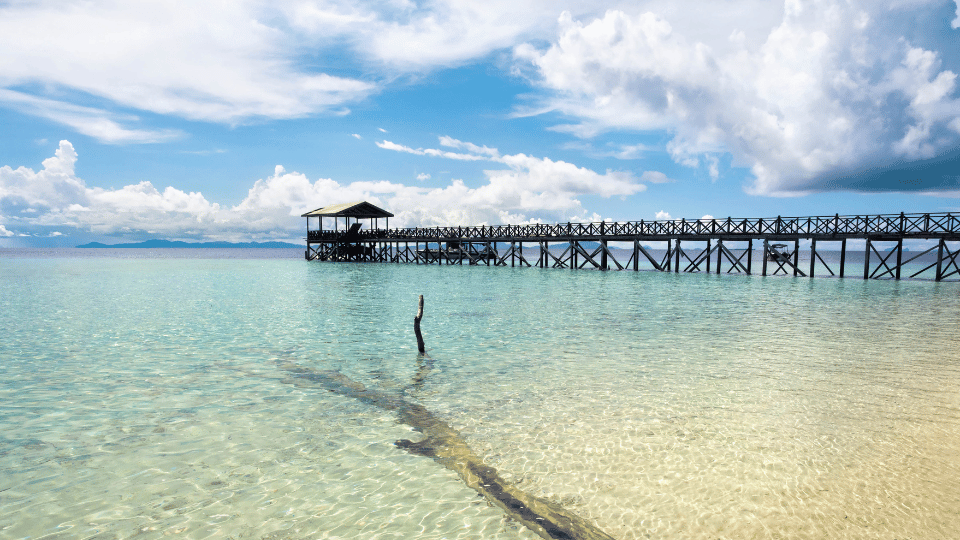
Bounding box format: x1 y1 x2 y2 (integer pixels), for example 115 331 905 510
809 239 817 278
840 239 847 278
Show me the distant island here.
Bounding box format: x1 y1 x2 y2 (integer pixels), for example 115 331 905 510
76 239 301 249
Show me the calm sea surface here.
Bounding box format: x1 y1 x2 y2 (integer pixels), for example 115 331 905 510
2 248 959 539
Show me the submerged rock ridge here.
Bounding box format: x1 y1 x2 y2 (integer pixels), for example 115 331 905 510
277 361 616 540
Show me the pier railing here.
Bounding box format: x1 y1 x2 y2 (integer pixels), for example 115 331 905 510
305 211 960 280
308 212 960 242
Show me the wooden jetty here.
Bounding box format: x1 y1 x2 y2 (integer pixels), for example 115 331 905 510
303 203 960 281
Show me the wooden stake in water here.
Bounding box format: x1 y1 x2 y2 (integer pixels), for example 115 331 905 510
414 295 425 354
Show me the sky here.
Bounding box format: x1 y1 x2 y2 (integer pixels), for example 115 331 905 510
2 0 960 246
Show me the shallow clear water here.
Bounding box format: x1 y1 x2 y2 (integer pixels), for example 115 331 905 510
2 250 959 540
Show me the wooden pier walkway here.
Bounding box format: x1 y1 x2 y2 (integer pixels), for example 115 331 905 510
303 205 960 281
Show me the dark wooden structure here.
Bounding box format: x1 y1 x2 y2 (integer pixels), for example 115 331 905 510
305 209 960 281
303 201 394 261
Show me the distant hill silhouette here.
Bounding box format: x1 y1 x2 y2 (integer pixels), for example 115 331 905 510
76 239 301 249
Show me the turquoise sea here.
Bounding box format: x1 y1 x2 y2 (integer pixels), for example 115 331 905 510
2 248 959 540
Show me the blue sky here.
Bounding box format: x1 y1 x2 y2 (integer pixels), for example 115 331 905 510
2 0 960 246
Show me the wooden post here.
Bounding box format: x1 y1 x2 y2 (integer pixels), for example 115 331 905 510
543 241 548 268
666 239 672 272
716 240 722 274
762 239 769 276
706 239 712 273
840 238 847 277
675 239 681 272
895 239 903 280
936 238 945 281
793 239 800 277
633 240 640 271
600 240 608 270
864 239 871 280
573 241 578 269
414 295 425 354
747 239 753 275
809 239 817 278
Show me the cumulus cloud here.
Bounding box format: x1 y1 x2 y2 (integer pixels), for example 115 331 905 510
1 140 639 242
416 173 431 180
516 2 960 195
655 210 672 220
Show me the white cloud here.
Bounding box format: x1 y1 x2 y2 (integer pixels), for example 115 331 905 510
0 0 375 126
376 140 491 161
655 210 671 220
640 171 672 183
378 127 388 133
954 0 960 29
378 135 645 204
1 139 641 242
516 3 960 195
0 224 13 237
351 133 362 139
0 89 182 144
416 173 431 180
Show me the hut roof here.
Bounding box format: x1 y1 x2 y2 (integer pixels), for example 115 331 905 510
300 201 394 218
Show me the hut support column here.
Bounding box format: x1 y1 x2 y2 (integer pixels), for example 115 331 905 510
747 239 753 275
633 240 640 271
864 239 872 280
601 240 608 270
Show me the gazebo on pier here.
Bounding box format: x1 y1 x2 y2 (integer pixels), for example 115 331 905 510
302 201 394 261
